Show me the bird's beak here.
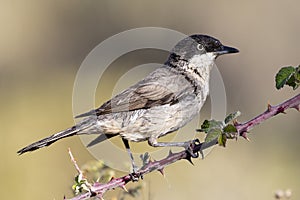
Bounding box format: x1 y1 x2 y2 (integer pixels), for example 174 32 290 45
217 45 239 55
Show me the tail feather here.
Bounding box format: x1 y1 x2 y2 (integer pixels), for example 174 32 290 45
17 120 94 155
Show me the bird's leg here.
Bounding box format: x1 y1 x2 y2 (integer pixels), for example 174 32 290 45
148 137 200 158
121 138 140 181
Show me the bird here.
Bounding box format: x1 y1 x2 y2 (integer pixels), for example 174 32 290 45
18 34 238 171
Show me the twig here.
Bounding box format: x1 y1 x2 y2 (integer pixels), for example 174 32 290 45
68 148 96 199
66 93 300 200
68 148 83 175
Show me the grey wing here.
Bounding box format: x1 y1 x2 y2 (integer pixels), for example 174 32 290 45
75 67 191 118
100 83 179 112
75 73 183 118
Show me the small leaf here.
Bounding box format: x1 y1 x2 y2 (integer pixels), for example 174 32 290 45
223 124 238 139
198 119 223 133
223 124 237 133
205 128 222 143
286 75 297 89
286 66 300 90
199 120 210 133
218 133 227 147
224 111 241 124
72 184 77 191
275 66 296 90
74 175 80 183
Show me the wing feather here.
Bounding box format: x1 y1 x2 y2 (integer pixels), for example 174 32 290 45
75 82 177 118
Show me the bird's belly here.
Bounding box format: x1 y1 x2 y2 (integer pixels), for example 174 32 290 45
119 96 203 142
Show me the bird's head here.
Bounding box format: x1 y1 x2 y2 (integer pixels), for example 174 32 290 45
170 34 239 62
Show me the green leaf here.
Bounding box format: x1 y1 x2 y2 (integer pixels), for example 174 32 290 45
223 124 237 133
205 128 222 143
218 133 227 147
198 119 223 133
72 184 77 191
275 66 296 89
286 75 297 89
224 111 241 124
223 124 238 139
286 66 300 90
198 120 210 133
74 175 80 183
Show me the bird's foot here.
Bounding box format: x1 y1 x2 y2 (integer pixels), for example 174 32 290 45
129 164 144 182
129 171 142 182
184 139 200 158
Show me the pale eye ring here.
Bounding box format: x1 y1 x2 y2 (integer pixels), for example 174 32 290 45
197 44 205 51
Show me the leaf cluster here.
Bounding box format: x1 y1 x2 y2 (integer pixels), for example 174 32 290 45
197 111 241 147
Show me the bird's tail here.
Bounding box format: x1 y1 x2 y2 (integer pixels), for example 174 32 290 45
17 120 94 155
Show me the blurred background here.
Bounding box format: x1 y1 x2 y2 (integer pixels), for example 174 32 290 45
1 0 299 199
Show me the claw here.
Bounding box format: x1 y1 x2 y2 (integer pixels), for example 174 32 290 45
185 155 194 165
193 138 200 145
185 139 200 159
129 172 140 182
187 149 199 158
132 164 139 174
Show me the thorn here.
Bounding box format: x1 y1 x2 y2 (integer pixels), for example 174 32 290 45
149 154 157 163
158 168 165 177
63 195 66 200
233 119 239 126
168 149 173 157
241 132 251 142
267 102 272 111
293 104 300 112
120 185 128 193
110 176 115 181
90 189 97 197
185 155 194 165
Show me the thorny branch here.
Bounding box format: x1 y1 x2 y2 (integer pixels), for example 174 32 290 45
66 93 300 200
235 93 300 139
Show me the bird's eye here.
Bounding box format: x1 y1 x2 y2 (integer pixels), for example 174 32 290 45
197 44 205 51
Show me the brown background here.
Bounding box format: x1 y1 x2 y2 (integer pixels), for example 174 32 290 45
1 1 300 199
